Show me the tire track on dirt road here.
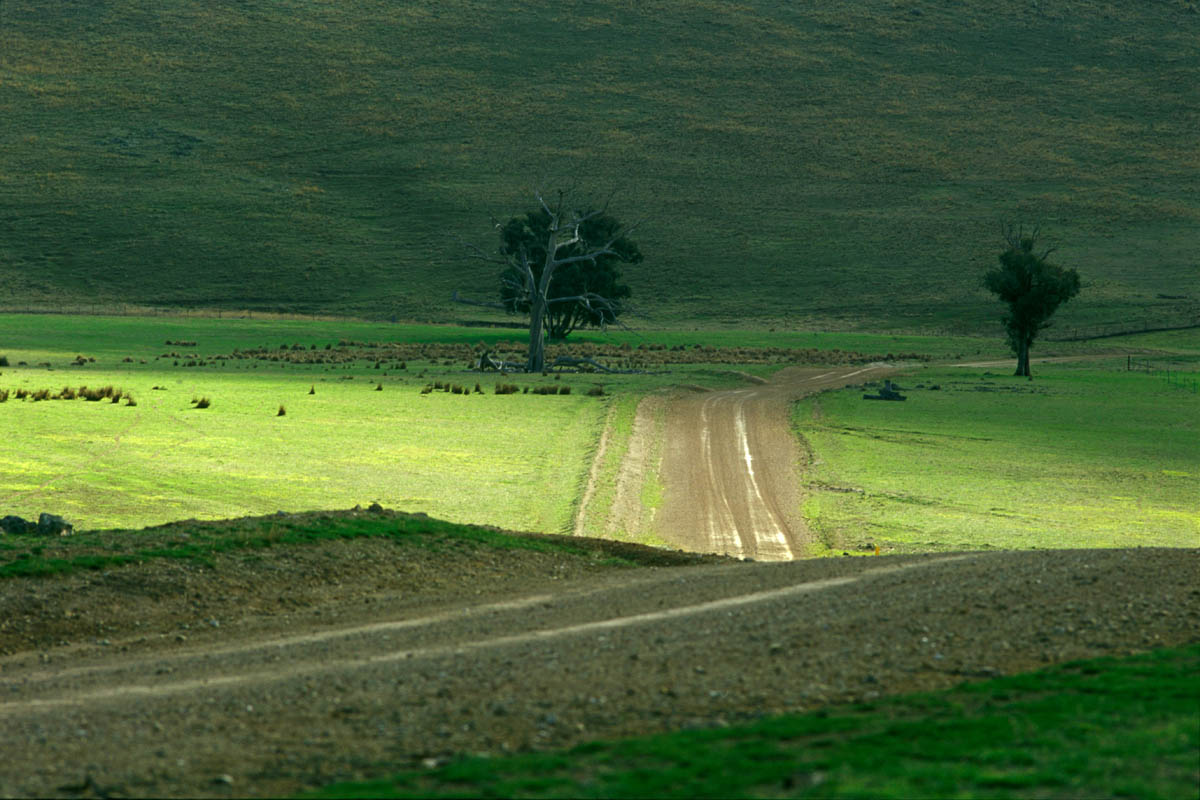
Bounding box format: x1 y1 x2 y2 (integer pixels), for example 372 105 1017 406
657 365 892 560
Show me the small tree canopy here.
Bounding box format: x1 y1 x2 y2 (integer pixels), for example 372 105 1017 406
983 224 1081 377
498 208 641 339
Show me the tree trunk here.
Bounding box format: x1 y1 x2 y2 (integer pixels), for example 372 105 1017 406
526 292 547 373
526 233 560 373
1014 336 1032 377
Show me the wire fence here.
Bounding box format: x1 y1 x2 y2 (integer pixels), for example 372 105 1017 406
1044 312 1200 342
1127 356 1200 394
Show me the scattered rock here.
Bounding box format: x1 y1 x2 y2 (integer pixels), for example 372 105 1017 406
37 513 74 536
0 515 31 535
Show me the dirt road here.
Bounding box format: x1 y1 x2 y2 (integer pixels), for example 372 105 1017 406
656 365 892 559
1 541 1196 799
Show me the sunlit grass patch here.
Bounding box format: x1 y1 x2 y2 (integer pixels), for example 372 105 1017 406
795 365 1200 554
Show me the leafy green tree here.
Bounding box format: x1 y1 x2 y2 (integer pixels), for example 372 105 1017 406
456 189 641 373
498 206 641 340
983 224 1081 377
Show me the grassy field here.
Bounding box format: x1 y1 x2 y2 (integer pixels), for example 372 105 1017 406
305 642 1200 799
3 313 931 532
795 359 1200 554
2 1 1197 330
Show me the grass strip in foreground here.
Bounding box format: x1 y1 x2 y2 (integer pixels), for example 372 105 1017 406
0 510 708 580
305 643 1200 799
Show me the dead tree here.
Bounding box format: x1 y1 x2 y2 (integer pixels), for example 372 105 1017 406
457 189 639 373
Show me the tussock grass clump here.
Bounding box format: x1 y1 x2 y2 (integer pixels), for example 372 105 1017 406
0 355 8 367
0 389 8 403
420 384 433 394
586 385 605 396
309 384 316 394
125 394 137 407
277 405 286 416
494 383 520 395
194 397 211 409
57 386 77 400
32 389 50 401
532 385 570 396
375 382 383 391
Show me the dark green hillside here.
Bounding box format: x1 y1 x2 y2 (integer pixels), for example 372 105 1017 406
1 0 1196 330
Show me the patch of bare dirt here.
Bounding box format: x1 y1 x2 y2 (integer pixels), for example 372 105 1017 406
0 541 1196 799
656 365 894 559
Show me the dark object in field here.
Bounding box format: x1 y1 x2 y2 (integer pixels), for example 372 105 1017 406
38 513 73 536
277 405 286 416
863 380 907 401
367 502 384 513
194 397 211 409
309 384 315 395
586 385 605 396
0 513 73 536
375 383 383 391
0 515 30 534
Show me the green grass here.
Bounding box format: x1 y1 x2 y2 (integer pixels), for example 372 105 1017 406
0 512 643 580
795 362 1200 554
1 1 1197 331
2 314 925 533
303 642 1200 799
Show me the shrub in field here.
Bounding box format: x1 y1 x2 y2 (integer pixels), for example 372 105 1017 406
309 384 315 395
0 355 9 366
278 405 287 416
125 394 137 407
420 384 433 394
474 383 483 394
0 389 8 403
15 389 28 399
494 383 520 395
558 385 571 395
586 385 605 396
375 383 383 391
57 386 77 400
195 397 211 409
32 389 50 401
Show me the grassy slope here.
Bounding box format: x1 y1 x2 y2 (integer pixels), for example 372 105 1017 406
306 643 1200 799
0 511 700 580
795 360 1200 554
1 0 1197 330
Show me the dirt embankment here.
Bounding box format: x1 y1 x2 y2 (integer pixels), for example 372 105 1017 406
0 542 1196 799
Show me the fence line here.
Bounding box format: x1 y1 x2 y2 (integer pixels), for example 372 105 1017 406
1044 314 1200 342
1126 356 1199 394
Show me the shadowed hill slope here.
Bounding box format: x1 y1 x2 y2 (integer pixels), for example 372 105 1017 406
1 0 1196 330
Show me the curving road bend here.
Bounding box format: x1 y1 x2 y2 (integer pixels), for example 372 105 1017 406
657 365 892 560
